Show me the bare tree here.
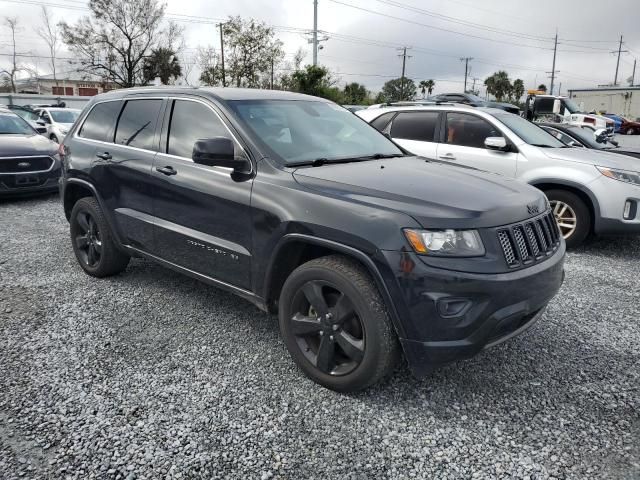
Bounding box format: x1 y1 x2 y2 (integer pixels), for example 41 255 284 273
60 0 166 87
34 6 60 85
1 17 24 93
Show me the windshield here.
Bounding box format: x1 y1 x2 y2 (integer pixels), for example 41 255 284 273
563 98 581 114
495 113 565 148
0 113 35 135
566 126 607 149
49 110 80 123
228 99 403 164
12 109 40 122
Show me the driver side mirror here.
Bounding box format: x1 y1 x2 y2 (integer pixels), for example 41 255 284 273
484 136 508 151
192 137 250 173
36 120 46 126
594 128 608 144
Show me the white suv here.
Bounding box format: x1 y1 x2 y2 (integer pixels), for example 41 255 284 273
357 105 640 247
35 107 81 143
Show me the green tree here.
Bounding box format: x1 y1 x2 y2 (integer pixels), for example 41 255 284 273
343 82 367 104
419 79 435 98
222 16 284 88
290 64 337 99
484 71 512 102
512 78 525 102
143 48 181 85
381 77 416 102
537 84 547 93
60 0 167 87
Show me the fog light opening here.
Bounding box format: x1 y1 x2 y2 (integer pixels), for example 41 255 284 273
623 200 637 220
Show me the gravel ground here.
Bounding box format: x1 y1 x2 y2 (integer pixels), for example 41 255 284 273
0 195 638 480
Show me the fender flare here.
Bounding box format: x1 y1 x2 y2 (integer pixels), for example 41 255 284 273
528 178 602 228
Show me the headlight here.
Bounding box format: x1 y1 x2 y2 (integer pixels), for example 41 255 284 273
597 166 640 186
403 229 485 257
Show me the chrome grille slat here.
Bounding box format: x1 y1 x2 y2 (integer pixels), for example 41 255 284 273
498 212 559 268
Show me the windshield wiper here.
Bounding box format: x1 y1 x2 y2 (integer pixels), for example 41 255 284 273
529 143 555 148
288 153 405 168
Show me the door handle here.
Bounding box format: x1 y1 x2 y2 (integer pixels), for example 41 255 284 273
156 166 177 176
438 153 456 160
95 152 112 160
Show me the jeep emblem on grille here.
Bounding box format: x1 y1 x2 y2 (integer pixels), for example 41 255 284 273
527 203 540 215
17 161 31 168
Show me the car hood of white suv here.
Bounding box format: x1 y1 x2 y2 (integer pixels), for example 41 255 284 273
537 145 640 170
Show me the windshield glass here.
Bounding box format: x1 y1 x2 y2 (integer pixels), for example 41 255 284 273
49 110 80 123
228 100 403 164
495 113 565 148
12 109 40 122
566 126 606 149
563 98 581 113
0 113 35 135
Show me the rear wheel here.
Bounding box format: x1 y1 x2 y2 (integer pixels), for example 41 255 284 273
70 197 130 277
626 127 636 135
279 255 400 392
545 189 590 248
50 134 59 143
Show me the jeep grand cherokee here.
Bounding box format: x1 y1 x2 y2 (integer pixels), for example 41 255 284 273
59 87 565 392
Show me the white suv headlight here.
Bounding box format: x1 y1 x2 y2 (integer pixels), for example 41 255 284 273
404 229 485 257
597 166 640 186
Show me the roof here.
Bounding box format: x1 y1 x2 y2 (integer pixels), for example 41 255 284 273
356 104 509 121
95 86 326 102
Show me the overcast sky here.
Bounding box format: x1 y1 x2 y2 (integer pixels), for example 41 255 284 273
1 0 639 96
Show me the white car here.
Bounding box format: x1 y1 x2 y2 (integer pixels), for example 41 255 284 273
35 107 81 143
357 105 640 247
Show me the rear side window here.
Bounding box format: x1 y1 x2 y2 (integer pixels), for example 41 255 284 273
369 112 395 132
445 112 502 148
115 99 163 150
167 100 228 158
390 111 439 142
78 101 122 142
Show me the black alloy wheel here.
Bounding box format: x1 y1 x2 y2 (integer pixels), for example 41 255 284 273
74 210 102 268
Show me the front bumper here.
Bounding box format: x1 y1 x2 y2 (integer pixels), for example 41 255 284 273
0 160 62 197
380 244 565 377
589 175 640 234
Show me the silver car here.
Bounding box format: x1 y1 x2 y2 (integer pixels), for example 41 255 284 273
35 107 81 144
357 105 640 247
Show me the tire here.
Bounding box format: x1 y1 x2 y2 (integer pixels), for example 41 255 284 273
545 189 591 248
50 134 59 143
626 128 635 135
70 197 130 277
279 255 400 392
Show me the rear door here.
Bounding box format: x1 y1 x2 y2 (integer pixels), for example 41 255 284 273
151 97 253 289
387 110 440 158
436 111 517 177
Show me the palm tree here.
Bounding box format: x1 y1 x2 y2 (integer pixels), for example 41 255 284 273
419 79 435 98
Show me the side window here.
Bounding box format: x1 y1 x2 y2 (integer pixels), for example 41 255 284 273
390 111 439 142
369 112 395 132
167 100 229 158
445 112 502 149
78 101 122 142
533 98 554 114
115 99 163 150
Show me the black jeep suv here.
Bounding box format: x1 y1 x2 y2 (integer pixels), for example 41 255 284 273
60 87 565 392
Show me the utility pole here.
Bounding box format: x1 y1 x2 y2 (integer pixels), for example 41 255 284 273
270 57 274 90
398 47 412 100
612 35 628 85
632 59 637 86
549 30 558 95
460 57 473 92
218 23 226 87
312 0 318 66
471 76 479 93
558 82 562 96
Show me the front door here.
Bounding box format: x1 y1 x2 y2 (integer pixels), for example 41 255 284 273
436 111 517 177
152 98 253 289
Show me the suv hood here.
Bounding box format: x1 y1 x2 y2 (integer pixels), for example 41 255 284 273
0 134 57 157
539 146 640 170
293 156 547 229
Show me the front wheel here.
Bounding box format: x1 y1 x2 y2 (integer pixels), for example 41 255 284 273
279 255 400 392
545 189 591 248
50 134 59 143
626 128 636 135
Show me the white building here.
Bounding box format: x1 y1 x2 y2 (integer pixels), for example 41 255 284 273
17 72 117 97
568 86 640 120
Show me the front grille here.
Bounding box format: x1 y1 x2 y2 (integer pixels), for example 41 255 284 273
0 156 53 174
497 211 561 268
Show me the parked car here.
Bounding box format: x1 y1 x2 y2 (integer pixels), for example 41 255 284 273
5 105 47 135
602 113 624 133
343 104 367 113
613 115 640 135
0 107 61 196
60 87 565 392
358 105 640 248
34 107 81 143
430 93 521 115
540 123 640 159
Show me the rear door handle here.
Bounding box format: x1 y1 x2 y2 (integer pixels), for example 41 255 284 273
438 153 456 160
95 152 112 160
156 166 177 176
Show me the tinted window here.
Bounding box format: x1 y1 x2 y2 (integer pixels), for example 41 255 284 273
115 99 162 150
390 111 439 142
167 100 228 158
78 101 122 142
534 97 555 114
370 112 395 132
446 112 502 148
0 113 35 135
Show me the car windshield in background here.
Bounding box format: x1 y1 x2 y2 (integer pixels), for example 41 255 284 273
228 99 404 164
13 109 40 122
495 113 565 148
566 126 605 149
0 114 35 135
50 110 80 123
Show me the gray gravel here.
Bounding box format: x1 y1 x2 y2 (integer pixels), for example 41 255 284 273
0 194 638 480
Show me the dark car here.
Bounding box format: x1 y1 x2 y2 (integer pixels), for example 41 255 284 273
540 123 640 160
619 117 640 135
430 93 520 115
0 107 61 197
60 87 565 392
